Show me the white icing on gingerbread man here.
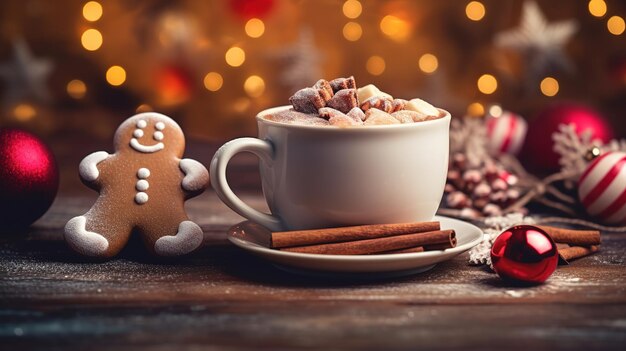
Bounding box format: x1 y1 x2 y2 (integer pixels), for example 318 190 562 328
64 112 209 258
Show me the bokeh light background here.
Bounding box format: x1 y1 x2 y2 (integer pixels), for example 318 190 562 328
0 0 624 141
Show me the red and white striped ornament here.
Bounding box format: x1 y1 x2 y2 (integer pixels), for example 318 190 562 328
578 151 626 224
485 111 527 155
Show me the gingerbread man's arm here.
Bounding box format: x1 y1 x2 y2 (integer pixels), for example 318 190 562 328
179 159 210 198
79 151 110 190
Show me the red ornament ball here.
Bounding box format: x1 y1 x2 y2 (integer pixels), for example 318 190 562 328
522 103 613 173
578 151 626 224
485 110 527 155
0 128 59 229
229 0 274 19
491 225 559 284
156 64 193 106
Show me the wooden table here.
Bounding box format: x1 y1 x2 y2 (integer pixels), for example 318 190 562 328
1 140 625 350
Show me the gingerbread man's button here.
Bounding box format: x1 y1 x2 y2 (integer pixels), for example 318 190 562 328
135 167 150 205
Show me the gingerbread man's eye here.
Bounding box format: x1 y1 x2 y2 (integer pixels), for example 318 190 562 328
155 122 165 131
153 131 164 141
137 120 147 128
133 129 144 138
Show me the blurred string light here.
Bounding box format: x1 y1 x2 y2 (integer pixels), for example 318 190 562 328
244 75 265 98
245 18 265 38
488 104 503 118
232 97 251 113
66 79 86 99
418 53 438 74
380 15 411 42
225 46 246 67
81 29 102 51
540 77 559 96
465 1 485 21
82 1 103 22
342 0 362 19
588 0 607 17
13 103 37 122
477 74 497 94
366 55 386 75
467 102 484 117
343 22 362 41
607 16 625 35
136 104 153 113
106 65 126 86
204 72 223 92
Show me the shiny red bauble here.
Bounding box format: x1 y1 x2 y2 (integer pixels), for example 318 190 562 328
491 225 559 284
0 128 59 229
229 0 274 19
522 103 613 173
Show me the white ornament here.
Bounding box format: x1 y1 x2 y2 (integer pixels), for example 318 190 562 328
0 39 53 107
495 1 578 83
272 28 324 92
485 111 527 155
578 151 626 224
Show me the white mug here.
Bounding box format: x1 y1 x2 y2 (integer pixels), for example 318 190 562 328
210 106 451 232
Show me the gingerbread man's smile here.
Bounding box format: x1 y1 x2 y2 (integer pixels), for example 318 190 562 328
130 119 165 153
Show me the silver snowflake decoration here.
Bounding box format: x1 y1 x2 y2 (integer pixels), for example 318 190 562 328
468 213 536 267
495 1 578 84
0 39 53 107
552 123 601 180
449 117 490 168
271 28 324 93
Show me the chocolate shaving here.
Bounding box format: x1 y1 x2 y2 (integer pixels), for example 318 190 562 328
326 89 359 114
289 87 326 114
318 107 346 120
391 99 408 112
329 76 356 93
313 79 333 102
360 96 393 113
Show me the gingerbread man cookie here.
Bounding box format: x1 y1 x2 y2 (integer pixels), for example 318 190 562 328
64 112 209 258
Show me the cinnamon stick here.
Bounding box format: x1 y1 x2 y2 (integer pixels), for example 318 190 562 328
537 226 601 246
378 246 425 254
271 221 440 248
280 229 455 255
558 245 599 264
373 239 458 255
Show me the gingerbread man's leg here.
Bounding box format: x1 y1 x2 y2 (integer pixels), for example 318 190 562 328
64 205 132 258
138 211 203 257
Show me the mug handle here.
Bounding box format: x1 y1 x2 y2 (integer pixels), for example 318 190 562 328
210 138 283 232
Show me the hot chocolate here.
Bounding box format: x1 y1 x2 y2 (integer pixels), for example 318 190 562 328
266 76 444 127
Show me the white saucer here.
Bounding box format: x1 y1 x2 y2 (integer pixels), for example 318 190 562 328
227 216 483 277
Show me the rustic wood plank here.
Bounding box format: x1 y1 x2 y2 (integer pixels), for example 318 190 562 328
2 195 624 307
2 303 626 350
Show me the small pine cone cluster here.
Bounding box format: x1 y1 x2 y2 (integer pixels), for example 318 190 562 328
444 153 524 217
